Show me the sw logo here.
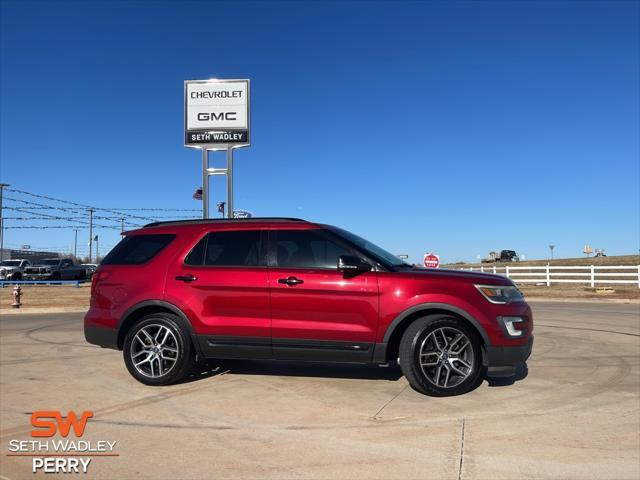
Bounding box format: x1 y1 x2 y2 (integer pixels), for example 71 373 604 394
15 410 115 474
31 410 93 438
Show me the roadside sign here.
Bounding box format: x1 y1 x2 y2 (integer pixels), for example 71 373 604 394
233 210 253 219
423 253 440 269
21 245 31 250
184 79 250 147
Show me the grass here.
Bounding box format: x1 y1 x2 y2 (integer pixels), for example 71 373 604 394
519 284 639 300
444 254 640 269
0 284 90 310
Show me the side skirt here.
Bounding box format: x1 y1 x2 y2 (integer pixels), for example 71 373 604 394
195 336 375 363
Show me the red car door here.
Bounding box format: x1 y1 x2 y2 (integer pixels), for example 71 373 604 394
268 228 380 362
165 228 271 359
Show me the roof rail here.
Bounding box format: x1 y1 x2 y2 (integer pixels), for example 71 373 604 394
143 217 307 228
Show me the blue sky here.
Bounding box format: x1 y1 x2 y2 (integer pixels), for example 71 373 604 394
1 0 638 263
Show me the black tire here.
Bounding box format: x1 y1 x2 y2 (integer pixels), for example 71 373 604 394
123 314 195 386
399 315 483 397
11 273 22 281
51 272 61 280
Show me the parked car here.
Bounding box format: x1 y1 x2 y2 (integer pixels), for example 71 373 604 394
81 263 99 278
23 258 87 281
85 218 533 397
0 259 32 280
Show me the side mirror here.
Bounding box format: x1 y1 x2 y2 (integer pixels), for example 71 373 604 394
337 255 372 277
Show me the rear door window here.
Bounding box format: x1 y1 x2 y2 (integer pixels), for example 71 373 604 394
185 230 264 267
102 234 175 265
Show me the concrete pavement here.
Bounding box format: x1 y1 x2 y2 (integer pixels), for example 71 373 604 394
1 302 638 479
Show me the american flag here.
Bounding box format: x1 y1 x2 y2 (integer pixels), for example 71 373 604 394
192 188 203 200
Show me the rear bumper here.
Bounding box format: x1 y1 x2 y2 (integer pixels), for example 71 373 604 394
486 336 533 366
84 325 118 350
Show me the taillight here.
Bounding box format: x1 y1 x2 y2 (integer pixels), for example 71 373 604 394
90 270 111 297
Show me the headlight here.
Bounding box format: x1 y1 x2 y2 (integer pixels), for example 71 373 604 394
475 284 524 304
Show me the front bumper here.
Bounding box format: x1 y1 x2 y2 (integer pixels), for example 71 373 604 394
23 275 53 280
485 336 533 376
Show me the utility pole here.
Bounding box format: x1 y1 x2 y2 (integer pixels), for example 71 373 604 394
88 208 95 263
0 183 7 262
95 235 99 262
73 229 79 259
120 218 125 234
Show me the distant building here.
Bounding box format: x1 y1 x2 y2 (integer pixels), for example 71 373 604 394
0 249 60 263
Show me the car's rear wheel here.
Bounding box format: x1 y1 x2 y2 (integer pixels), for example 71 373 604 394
123 314 195 386
399 315 483 396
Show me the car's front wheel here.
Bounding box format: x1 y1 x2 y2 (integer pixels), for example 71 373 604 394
399 315 483 396
123 314 195 386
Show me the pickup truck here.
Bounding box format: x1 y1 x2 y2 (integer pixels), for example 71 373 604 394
0 259 32 281
23 258 88 281
481 250 520 263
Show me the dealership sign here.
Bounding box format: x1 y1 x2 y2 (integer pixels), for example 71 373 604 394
184 79 250 147
423 253 440 269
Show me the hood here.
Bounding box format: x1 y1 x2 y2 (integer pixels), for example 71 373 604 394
397 266 512 284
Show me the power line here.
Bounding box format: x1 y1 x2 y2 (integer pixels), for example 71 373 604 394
5 205 122 230
4 215 191 220
3 206 200 212
6 188 159 222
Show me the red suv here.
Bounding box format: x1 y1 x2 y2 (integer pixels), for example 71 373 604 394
85 218 533 396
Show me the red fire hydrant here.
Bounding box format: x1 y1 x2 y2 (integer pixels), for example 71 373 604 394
11 285 22 309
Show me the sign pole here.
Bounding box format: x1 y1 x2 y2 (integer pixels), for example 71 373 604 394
202 148 209 219
0 183 7 262
226 147 234 218
185 79 250 220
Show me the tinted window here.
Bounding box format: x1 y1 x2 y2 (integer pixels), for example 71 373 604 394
275 230 353 269
186 230 263 267
184 235 207 265
328 226 409 268
102 234 175 265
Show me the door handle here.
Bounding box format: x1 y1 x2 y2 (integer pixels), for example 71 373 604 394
278 276 304 286
175 274 198 282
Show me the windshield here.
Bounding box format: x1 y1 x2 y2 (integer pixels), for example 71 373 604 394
40 259 60 266
0 261 20 267
328 226 410 268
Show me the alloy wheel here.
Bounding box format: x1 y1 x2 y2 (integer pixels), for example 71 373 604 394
130 324 179 378
418 327 474 389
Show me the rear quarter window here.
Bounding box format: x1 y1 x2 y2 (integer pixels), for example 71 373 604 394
101 234 175 265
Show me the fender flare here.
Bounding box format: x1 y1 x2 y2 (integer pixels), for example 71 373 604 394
375 303 491 363
117 300 201 355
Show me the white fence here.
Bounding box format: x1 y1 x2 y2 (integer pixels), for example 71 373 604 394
456 265 640 288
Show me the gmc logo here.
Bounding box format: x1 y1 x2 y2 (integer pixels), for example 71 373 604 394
197 112 237 121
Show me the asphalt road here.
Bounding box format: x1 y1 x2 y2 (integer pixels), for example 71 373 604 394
1 301 639 479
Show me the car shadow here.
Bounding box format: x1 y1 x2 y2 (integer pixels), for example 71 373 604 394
179 359 404 384
484 362 529 387
179 359 527 388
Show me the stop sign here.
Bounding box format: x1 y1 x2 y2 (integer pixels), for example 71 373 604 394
423 253 440 269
